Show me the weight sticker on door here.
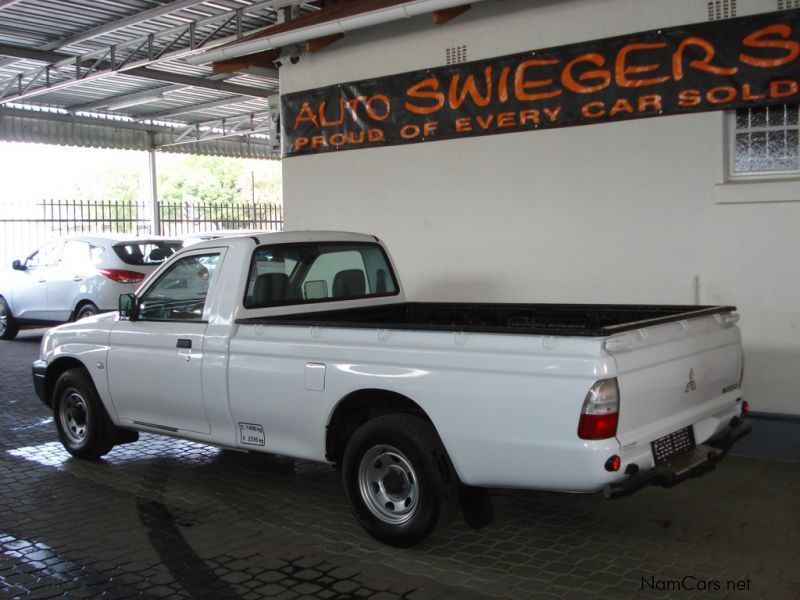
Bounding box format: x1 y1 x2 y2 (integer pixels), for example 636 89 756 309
239 422 265 446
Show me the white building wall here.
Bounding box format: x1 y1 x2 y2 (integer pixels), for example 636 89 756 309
280 0 800 415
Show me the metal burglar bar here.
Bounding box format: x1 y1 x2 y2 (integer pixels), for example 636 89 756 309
0 199 283 268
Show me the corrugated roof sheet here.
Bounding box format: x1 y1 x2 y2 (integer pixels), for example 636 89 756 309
0 0 330 157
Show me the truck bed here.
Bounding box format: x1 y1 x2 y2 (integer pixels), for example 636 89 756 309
238 302 736 337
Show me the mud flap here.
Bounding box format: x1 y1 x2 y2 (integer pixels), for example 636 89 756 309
458 484 495 530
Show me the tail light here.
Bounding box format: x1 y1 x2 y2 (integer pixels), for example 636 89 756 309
99 269 145 284
578 378 620 440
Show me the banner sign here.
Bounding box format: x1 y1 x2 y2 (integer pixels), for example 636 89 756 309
281 9 800 157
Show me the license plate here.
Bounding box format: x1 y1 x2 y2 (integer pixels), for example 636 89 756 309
651 425 695 465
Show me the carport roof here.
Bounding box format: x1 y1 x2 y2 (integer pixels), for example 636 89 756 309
0 0 331 158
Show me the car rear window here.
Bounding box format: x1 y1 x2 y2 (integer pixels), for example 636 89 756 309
112 241 181 266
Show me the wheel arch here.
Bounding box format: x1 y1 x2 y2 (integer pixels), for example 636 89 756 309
44 356 90 409
72 299 99 321
325 388 443 466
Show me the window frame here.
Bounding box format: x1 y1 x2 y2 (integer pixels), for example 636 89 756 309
243 241 400 309
136 249 224 323
727 103 800 181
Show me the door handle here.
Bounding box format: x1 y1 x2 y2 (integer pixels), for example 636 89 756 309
176 339 192 349
38 279 46 283
72 276 83 282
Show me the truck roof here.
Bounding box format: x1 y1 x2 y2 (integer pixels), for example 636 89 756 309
185 230 380 251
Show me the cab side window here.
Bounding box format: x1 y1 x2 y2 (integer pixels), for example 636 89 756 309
139 254 221 321
244 243 397 308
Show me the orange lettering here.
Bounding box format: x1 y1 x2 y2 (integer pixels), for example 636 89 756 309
318 100 343 127
678 89 702 107
476 114 494 130
742 84 765 101
293 102 318 130
582 101 606 118
365 95 390 120
770 79 799 98
638 94 663 112
449 67 494 109
498 66 511 102
519 109 540 125
707 86 737 104
311 135 327 149
405 78 445 115
514 59 561 101
329 133 346 147
672 37 737 81
615 42 670 88
562 53 611 93
400 124 420 139
367 129 384 142
497 112 515 127
543 106 561 123
740 24 800 68
294 137 309 150
455 117 472 132
609 98 634 117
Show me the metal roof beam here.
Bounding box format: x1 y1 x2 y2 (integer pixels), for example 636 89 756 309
0 42 274 102
0 0 24 11
0 0 287 105
65 73 234 113
0 0 244 70
134 95 257 121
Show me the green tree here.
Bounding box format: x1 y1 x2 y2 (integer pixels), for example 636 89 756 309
158 155 244 205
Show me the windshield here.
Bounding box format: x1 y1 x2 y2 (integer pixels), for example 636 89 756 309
113 241 181 266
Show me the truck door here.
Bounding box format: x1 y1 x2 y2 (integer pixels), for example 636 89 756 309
107 249 224 434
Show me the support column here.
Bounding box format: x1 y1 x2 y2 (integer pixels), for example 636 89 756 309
148 146 161 235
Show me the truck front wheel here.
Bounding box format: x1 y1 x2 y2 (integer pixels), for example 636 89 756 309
53 369 115 459
342 414 457 547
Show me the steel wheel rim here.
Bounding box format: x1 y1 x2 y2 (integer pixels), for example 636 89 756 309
358 444 419 525
78 306 96 319
0 303 6 335
60 389 89 444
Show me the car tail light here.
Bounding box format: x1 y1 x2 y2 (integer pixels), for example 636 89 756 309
578 378 620 440
99 269 145 283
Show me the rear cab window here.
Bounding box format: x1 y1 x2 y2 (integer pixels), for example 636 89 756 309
244 243 398 308
113 241 182 266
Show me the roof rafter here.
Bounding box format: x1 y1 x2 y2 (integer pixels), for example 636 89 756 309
0 0 215 70
134 94 258 121
0 0 288 105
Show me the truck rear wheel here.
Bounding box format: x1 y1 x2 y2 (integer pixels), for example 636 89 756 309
54 368 115 459
342 414 457 547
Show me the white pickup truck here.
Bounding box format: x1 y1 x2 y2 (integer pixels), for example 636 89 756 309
32 231 750 547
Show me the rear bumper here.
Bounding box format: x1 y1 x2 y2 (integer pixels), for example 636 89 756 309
603 418 751 498
32 360 47 406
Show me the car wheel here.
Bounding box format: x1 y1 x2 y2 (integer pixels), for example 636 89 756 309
342 414 458 547
75 302 98 320
54 368 115 459
0 296 19 340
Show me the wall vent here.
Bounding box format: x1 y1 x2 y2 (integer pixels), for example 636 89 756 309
707 0 736 20
446 45 467 65
777 0 800 9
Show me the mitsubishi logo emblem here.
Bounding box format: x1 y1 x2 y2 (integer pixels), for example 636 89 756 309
684 368 697 393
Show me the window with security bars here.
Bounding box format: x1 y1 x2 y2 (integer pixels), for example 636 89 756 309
731 104 799 177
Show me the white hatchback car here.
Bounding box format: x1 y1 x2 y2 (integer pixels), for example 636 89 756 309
0 234 181 339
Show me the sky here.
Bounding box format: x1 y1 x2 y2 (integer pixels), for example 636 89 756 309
0 142 283 206
0 142 150 204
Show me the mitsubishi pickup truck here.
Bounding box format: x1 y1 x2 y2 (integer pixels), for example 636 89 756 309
32 231 750 547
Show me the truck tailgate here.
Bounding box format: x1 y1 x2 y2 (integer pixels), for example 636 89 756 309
606 313 743 462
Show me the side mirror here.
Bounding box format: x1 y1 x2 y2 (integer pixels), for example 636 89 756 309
12 260 25 271
119 293 139 321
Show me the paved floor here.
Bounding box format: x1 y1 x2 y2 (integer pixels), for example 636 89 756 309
1 331 799 599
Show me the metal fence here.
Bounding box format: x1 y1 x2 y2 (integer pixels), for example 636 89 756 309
0 199 283 267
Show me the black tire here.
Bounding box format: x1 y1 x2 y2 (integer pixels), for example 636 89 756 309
342 414 458 547
75 302 98 321
0 296 19 340
53 368 115 459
